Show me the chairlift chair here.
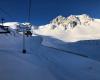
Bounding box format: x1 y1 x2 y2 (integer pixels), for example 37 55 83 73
25 30 32 37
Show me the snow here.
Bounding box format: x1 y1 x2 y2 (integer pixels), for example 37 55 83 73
0 34 57 80
0 32 99 80
0 33 100 80
0 14 100 80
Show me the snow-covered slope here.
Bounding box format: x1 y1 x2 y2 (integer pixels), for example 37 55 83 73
0 30 100 80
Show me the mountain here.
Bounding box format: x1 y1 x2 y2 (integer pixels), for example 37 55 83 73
50 14 93 30
34 14 100 42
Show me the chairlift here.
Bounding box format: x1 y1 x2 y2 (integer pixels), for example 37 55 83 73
25 30 32 37
0 18 10 34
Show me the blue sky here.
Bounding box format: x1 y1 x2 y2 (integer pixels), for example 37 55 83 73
0 0 100 25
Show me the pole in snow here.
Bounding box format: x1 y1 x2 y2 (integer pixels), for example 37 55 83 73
22 28 26 53
1 18 4 26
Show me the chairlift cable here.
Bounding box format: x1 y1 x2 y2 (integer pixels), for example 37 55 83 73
22 0 32 53
27 0 32 22
0 7 14 19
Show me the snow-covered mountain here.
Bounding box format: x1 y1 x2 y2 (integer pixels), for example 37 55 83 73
51 14 93 28
34 14 100 42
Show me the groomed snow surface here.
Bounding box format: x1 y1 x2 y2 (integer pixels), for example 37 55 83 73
0 33 100 80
